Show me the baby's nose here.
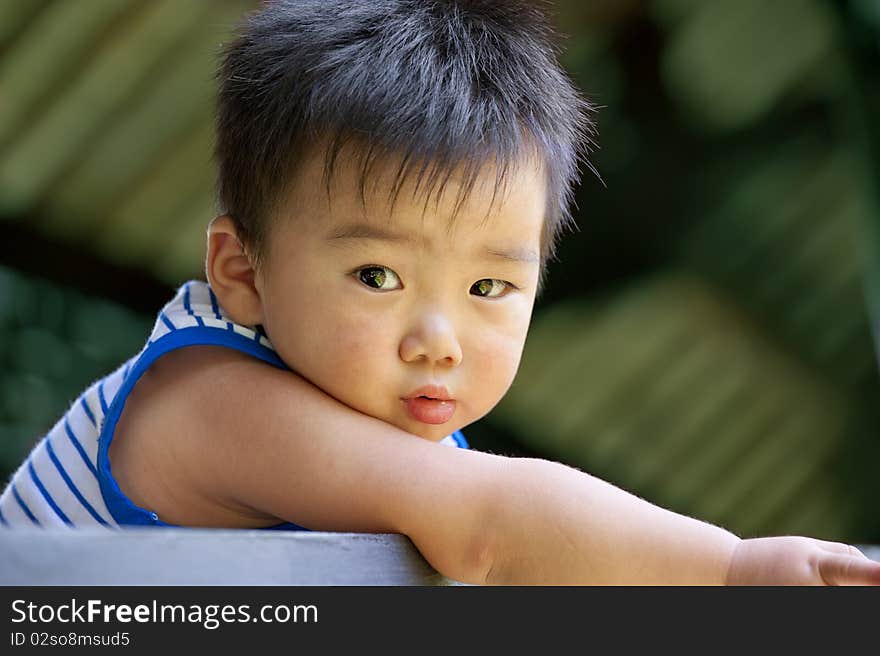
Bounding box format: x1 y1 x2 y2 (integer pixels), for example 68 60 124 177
399 314 463 366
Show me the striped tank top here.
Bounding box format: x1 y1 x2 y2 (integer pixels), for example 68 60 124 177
0 280 469 530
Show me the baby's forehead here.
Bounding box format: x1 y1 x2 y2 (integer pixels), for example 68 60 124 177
284 139 547 231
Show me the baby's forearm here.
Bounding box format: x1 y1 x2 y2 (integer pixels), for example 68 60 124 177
484 457 741 585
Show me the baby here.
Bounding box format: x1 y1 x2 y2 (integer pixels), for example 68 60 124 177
2 0 879 585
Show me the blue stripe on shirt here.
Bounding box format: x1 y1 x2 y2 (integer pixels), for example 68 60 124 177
208 288 222 319
46 439 109 526
28 460 72 526
64 419 98 479
160 311 176 333
12 484 39 526
98 381 109 415
80 396 97 427
0 505 8 526
183 283 205 326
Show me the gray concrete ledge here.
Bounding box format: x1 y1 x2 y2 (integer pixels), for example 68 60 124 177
861 545 880 562
0 528 460 586
1 529 877 586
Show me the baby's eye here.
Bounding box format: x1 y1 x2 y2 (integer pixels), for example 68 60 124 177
356 265 402 291
470 279 510 298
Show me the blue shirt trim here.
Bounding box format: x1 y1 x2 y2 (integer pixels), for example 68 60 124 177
450 430 469 449
96 326 295 529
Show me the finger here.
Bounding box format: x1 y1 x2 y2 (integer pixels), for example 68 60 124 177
817 553 880 586
813 540 869 559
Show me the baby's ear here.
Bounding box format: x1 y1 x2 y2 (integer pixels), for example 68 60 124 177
205 215 264 326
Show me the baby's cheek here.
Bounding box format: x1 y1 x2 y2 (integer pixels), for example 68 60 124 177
322 315 387 379
470 334 523 393
315 315 400 420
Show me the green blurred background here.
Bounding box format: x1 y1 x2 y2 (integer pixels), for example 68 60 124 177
1 0 879 543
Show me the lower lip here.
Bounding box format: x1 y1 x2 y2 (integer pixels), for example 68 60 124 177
403 397 457 424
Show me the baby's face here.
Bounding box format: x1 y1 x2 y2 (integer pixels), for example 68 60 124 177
255 147 545 441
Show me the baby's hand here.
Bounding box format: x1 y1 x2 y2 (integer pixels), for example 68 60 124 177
725 536 880 585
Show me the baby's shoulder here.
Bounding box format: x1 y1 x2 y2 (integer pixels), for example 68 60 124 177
110 345 285 527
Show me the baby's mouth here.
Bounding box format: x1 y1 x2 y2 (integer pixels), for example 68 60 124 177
402 396 456 425
402 384 455 424
403 385 451 401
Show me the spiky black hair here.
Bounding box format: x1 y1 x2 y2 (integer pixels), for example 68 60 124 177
216 0 597 289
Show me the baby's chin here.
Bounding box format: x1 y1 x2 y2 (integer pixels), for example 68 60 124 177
391 421 458 443
391 416 469 443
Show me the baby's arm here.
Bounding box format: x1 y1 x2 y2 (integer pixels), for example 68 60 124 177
173 348 878 585
178 348 730 583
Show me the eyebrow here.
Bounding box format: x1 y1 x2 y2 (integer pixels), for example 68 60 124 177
327 223 539 264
